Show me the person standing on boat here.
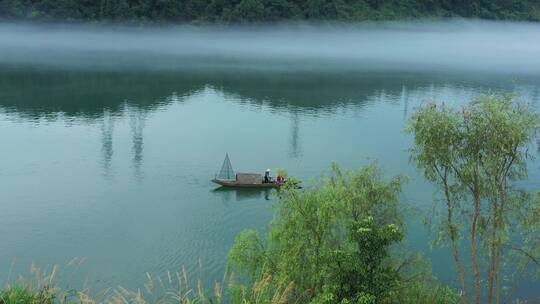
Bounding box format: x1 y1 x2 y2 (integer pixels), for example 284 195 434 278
264 169 271 183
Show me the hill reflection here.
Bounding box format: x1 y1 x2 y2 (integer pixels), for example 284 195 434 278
2 67 538 121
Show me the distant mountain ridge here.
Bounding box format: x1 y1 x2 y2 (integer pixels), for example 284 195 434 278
1 0 539 23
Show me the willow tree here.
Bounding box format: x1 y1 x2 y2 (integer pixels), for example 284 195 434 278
227 164 459 304
408 94 540 304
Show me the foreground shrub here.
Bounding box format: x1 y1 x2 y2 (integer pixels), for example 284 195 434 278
228 164 460 303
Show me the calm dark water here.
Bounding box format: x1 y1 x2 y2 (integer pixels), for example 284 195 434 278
1 21 540 299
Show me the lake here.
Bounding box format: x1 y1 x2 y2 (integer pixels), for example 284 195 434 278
1 20 540 299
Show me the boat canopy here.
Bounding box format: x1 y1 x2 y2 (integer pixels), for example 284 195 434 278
217 153 235 180
236 173 262 184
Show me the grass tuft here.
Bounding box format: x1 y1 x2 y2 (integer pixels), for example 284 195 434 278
0 284 55 304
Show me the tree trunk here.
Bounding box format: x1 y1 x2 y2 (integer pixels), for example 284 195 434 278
495 249 501 304
494 183 507 304
443 179 468 304
487 202 498 304
471 190 481 304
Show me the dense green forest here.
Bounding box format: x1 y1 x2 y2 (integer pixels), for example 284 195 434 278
0 0 539 23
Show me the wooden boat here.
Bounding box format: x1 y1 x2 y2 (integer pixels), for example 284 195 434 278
212 154 286 189
211 178 283 188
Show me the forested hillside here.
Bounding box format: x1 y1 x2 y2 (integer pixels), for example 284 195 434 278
1 0 539 23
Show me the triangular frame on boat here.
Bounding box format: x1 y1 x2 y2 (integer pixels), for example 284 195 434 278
217 153 235 180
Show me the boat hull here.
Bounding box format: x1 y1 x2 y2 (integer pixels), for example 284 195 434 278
212 179 282 188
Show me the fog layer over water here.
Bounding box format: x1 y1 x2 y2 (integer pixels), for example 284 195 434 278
1 20 540 300
1 20 540 74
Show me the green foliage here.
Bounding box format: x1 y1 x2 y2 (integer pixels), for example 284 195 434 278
229 230 268 280
0 0 24 17
395 280 460 304
408 94 540 303
233 0 266 21
1 0 540 22
0 285 54 304
312 216 403 304
228 163 458 303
